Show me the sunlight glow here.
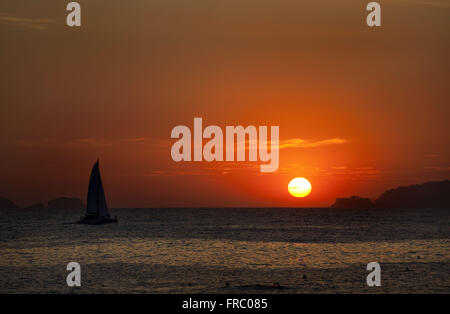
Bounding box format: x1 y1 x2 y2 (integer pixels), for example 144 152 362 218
288 177 312 198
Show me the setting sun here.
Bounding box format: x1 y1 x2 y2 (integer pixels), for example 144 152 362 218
288 178 312 198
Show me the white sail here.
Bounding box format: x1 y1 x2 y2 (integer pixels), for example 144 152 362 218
86 161 110 218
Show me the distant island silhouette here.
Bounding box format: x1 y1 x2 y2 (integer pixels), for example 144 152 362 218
0 197 19 210
331 180 450 209
1 180 449 210
0 197 85 211
331 196 373 209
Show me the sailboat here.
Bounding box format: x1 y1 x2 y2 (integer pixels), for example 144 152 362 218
77 160 118 225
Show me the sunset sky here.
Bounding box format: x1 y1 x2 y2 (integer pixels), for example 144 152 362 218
1 0 449 208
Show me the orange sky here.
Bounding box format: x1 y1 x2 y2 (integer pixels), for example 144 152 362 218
0 0 449 207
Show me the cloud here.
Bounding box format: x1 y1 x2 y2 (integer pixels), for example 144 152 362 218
424 153 440 158
323 166 382 179
15 137 164 148
331 166 348 170
269 163 381 180
15 136 348 150
327 166 381 180
142 163 262 177
277 138 348 149
142 170 206 177
145 164 382 179
0 15 55 30
232 137 348 150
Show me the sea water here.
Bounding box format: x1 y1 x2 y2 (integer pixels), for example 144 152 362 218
0 207 448 293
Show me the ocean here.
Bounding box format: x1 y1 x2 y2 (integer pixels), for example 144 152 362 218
0 207 449 293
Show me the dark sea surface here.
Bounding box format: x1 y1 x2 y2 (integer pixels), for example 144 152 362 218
0 207 449 293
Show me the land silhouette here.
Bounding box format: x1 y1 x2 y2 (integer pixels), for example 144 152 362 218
0 197 85 211
1 180 449 210
331 180 450 209
0 197 19 210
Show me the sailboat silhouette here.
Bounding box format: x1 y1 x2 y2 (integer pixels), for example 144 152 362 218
77 160 118 225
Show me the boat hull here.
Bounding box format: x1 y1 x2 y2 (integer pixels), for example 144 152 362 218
77 217 118 225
